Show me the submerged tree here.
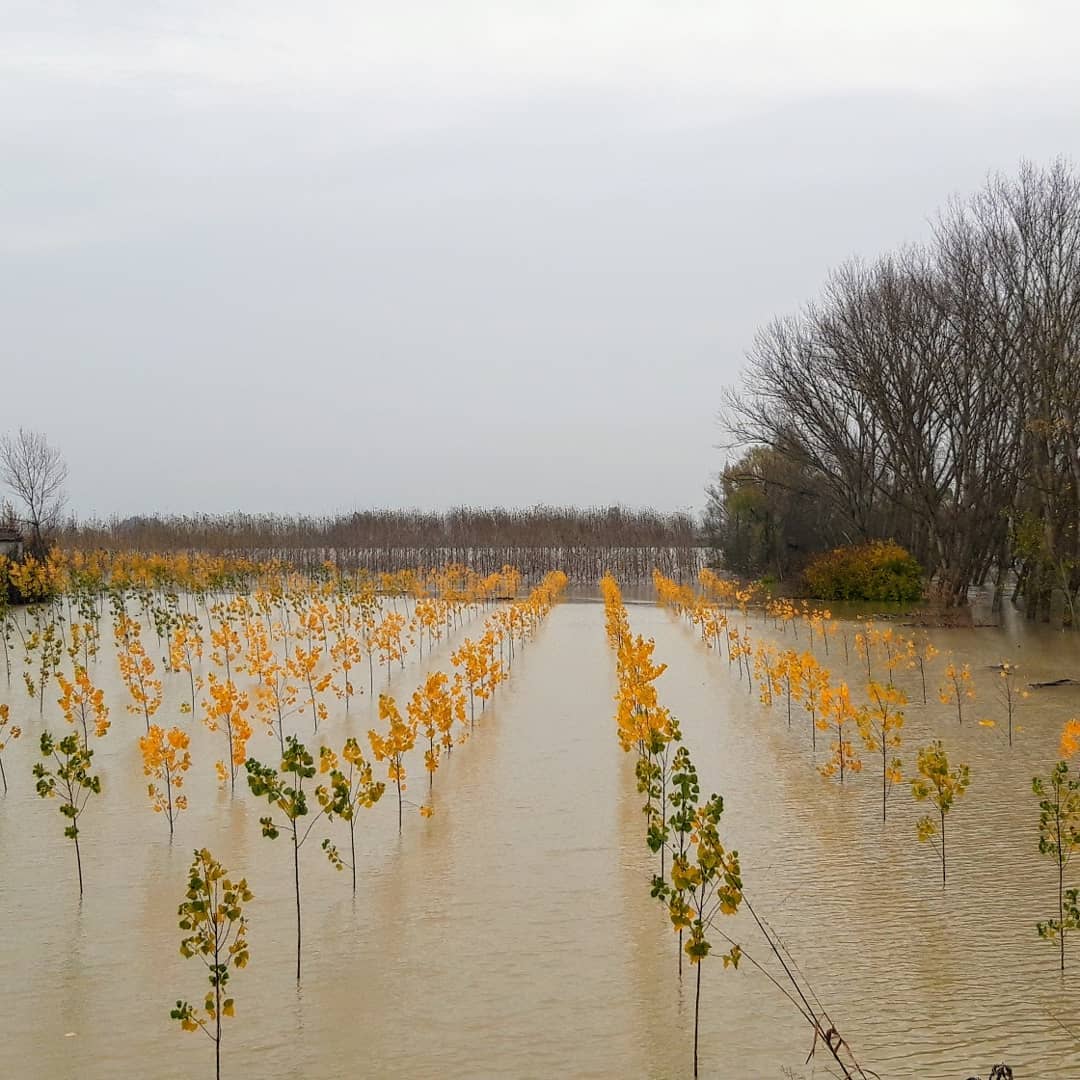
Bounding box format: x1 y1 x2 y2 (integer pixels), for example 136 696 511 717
317 738 385 894
911 740 970 886
170 847 252 1080
139 725 192 838
368 693 419 831
857 681 905 820
406 671 455 788
995 661 1028 747
817 681 862 782
661 743 699 976
938 660 975 725
246 736 330 985
640 719 681 884
910 637 938 705
1033 761 1080 971
33 730 100 895
801 657 830 751
57 667 110 742
665 790 744 1078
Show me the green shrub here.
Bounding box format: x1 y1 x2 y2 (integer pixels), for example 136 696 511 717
802 540 924 602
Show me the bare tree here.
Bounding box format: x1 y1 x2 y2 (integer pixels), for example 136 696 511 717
0 429 68 558
722 159 1080 615
59 504 704 582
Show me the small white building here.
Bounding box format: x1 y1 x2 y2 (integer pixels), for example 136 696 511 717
0 526 24 560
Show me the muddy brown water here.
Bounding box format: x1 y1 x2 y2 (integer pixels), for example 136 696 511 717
2 595 1080 1078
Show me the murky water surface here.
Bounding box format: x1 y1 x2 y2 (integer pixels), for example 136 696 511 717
3 595 1080 1078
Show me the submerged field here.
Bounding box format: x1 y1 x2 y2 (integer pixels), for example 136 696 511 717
2 566 1080 1078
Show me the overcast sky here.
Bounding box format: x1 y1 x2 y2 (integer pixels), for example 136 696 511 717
3 2 1079 519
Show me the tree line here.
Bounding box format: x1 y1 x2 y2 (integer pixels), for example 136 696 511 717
59 506 703 582
718 159 1080 619
1 428 705 584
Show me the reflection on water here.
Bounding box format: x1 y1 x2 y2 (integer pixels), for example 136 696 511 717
2 596 1080 1077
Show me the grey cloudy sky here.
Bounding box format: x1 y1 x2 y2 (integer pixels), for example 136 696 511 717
3 2 1078 518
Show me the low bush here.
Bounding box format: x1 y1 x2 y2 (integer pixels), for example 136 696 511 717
802 540 924 602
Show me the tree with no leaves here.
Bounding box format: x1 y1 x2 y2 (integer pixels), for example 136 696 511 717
0 428 68 558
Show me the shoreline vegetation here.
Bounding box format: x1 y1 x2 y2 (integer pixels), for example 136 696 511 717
716 160 1080 628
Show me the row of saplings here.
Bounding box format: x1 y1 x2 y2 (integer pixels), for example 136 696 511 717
10 571 567 1079
653 570 1080 976
605 572 1049 1079
600 574 877 1080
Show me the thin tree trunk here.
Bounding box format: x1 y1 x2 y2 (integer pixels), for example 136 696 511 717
215 940 222 1080
350 817 357 895
1060 855 1066 972
881 744 887 822
166 760 174 839
693 959 702 1078
74 829 84 896
293 829 302 985
940 810 946 887
1058 801 1066 972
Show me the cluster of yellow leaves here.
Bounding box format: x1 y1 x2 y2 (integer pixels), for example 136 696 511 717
450 633 503 719
57 666 111 739
911 739 971 874
138 725 192 828
114 615 162 730
372 611 407 680
609 575 676 751
66 621 101 667
203 673 252 787
1061 718 1080 759
816 681 864 781
407 670 462 777
370 693 418 789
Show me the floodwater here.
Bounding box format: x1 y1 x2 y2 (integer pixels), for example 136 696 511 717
3 594 1080 1078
